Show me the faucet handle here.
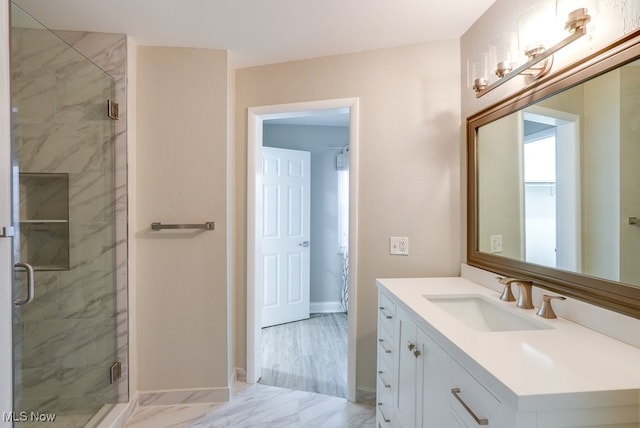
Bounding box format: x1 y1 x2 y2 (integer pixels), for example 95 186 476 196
536 294 566 319
496 277 516 302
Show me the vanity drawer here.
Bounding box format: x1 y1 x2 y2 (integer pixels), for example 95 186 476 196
377 377 394 428
378 292 396 335
377 321 394 368
377 353 393 394
450 360 502 427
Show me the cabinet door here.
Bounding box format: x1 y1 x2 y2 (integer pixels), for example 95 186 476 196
396 309 418 428
418 328 449 428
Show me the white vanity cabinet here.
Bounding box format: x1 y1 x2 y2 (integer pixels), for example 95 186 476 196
376 278 640 428
378 290 515 428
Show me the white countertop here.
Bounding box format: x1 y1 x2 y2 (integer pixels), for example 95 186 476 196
377 277 640 411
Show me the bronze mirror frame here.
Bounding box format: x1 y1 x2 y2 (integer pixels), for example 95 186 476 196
467 29 640 319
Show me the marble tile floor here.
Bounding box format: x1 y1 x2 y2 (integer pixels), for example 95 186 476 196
15 413 95 428
124 382 376 428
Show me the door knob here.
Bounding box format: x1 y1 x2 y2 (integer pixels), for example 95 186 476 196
298 241 310 247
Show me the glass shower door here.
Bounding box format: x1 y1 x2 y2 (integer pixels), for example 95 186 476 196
10 4 119 427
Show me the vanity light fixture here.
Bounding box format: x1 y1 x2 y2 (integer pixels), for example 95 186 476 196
473 8 591 97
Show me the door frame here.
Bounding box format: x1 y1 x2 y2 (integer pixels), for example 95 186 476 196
1 0 13 421
523 106 581 272
246 98 359 402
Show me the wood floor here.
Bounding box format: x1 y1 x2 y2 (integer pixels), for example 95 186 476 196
259 313 348 398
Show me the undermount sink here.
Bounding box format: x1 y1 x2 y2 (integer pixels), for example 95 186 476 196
424 294 553 332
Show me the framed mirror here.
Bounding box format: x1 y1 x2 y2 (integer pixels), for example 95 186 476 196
468 29 640 319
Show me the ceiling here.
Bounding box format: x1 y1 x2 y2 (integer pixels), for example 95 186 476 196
13 0 496 68
264 108 350 127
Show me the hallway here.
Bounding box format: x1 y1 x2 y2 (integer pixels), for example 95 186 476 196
260 313 348 398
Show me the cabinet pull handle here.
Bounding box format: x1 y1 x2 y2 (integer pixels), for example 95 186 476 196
451 388 488 425
378 338 392 354
379 306 393 319
377 370 391 388
407 342 421 358
377 402 391 423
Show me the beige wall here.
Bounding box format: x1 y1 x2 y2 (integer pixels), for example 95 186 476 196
539 72 621 281
477 112 523 259
582 71 620 280
135 46 231 392
620 65 640 284
226 55 236 387
126 35 138 395
235 40 462 391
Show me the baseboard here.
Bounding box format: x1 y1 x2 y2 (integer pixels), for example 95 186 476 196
356 387 376 406
310 301 344 313
138 387 230 406
95 372 243 427
93 393 138 428
235 367 247 383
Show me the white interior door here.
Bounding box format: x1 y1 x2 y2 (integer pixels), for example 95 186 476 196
261 147 311 328
262 147 311 327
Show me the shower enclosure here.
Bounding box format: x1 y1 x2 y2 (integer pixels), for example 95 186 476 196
6 3 127 426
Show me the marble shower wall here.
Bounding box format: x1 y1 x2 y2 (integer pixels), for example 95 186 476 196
55 28 130 411
11 24 127 418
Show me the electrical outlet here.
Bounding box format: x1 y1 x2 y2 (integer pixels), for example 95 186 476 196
390 237 409 256
490 235 503 253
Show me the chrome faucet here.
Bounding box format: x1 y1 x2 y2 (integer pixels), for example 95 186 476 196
497 277 534 309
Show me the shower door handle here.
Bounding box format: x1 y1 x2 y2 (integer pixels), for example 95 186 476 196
14 262 35 306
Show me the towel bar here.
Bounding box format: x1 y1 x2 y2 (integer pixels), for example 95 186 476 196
151 222 215 231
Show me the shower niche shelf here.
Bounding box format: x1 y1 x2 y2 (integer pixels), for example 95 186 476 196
18 173 70 271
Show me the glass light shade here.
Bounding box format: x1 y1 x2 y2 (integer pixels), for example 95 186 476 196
489 32 519 77
467 52 489 88
518 0 557 58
